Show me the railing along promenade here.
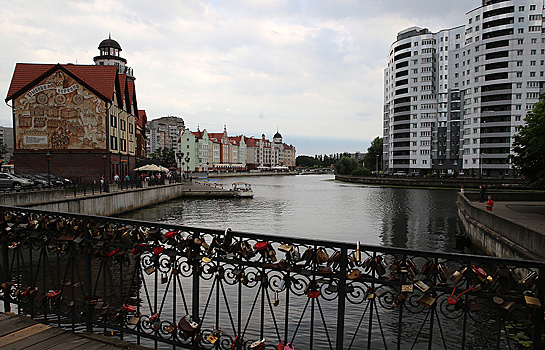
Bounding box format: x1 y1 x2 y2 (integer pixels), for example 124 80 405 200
1 205 544 349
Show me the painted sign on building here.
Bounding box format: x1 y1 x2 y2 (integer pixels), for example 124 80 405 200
13 70 107 150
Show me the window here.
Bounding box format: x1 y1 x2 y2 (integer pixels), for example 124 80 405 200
517 61 523 66
530 4 536 10
531 61 536 66
110 136 118 150
519 17 524 22
532 38 537 44
519 6 524 11
530 72 536 77
110 115 117 128
517 50 524 55
516 72 523 77
519 28 525 33
518 39 524 44
531 49 537 55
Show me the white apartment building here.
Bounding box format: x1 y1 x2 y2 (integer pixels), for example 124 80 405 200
146 116 185 155
384 0 545 177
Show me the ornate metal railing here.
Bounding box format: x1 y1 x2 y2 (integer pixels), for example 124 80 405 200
0 205 544 350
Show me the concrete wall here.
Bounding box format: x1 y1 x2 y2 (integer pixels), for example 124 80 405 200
336 174 532 190
25 184 186 216
0 189 66 207
457 193 545 261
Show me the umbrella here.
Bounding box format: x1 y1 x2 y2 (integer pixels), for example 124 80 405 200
134 164 161 172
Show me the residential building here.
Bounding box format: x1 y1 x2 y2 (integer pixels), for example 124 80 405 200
384 0 545 177
146 116 185 155
4 37 143 181
177 127 295 171
0 127 14 164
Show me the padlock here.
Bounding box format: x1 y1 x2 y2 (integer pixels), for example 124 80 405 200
145 266 156 275
450 266 467 284
437 263 451 282
415 280 430 293
524 294 542 308
206 333 218 344
278 244 293 253
165 323 177 333
417 294 436 308
161 273 168 284
129 315 141 325
401 283 413 293
356 241 361 262
274 291 279 307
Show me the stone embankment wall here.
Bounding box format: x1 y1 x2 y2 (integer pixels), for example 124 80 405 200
336 174 531 190
457 193 545 261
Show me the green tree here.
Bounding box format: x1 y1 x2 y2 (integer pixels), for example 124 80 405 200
334 156 360 175
296 155 320 168
149 147 176 168
0 143 8 164
512 97 545 188
363 136 383 171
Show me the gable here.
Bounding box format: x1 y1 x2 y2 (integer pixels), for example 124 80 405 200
13 69 107 150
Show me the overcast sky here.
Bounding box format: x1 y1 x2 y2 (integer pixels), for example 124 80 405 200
0 0 478 155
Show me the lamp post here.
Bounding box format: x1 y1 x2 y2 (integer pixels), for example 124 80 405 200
45 152 51 185
376 154 379 174
185 156 190 180
176 152 182 181
102 155 107 179
206 161 209 177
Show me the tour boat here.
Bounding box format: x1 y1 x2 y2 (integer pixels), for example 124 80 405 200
232 182 254 198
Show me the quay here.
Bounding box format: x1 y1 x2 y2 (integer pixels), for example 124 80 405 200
457 191 545 261
0 312 151 349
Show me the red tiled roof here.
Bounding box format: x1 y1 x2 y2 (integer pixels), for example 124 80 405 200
5 63 118 102
137 110 147 127
127 80 137 114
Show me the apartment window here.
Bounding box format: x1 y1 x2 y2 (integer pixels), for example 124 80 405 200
531 61 536 66
531 49 537 55
110 136 118 150
516 105 522 110
530 72 536 77
517 61 523 66
516 72 523 77
532 38 537 44
519 6 524 11
110 115 117 128
530 4 536 10
456 34 460 39
476 15 480 21
519 17 525 22
516 82 522 88
515 116 521 121
519 28 525 33
518 39 524 44
517 50 524 55
516 94 522 99
469 18 472 24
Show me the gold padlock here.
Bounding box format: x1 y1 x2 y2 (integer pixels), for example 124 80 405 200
161 273 168 284
206 334 218 344
145 266 156 275
129 316 140 325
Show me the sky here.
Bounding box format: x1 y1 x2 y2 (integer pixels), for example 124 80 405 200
0 0 479 156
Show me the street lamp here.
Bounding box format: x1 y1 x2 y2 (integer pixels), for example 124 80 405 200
176 152 182 180
206 161 209 177
185 156 190 179
102 154 107 179
45 152 51 185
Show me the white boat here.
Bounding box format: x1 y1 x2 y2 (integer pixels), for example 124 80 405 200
232 182 254 198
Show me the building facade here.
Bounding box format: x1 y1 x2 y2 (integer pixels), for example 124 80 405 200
177 127 295 171
146 116 185 155
4 37 145 181
384 0 545 177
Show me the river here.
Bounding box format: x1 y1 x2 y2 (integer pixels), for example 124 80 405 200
120 174 460 253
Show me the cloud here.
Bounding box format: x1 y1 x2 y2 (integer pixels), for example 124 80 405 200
1 0 477 154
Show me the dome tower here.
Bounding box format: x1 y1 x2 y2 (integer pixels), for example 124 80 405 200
93 35 135 80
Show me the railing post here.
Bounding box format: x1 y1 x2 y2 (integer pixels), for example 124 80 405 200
532 264 545 349
192 258 200 349
83 219 93 332
335 246 348 350
1 219 10 313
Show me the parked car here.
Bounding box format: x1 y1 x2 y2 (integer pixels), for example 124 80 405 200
393 171 407 177
0 173 34 191
34 174 64 187
19 174 52 189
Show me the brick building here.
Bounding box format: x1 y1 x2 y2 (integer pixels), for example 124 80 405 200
4 37 145 182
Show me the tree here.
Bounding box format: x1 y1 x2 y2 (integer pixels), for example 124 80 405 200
149 147 176 168
0 143 7 164
296 155 321 168
334 156 360 175
363 136 383 171
512 97 545 188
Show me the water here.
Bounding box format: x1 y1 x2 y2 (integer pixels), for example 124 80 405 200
120 174 460 252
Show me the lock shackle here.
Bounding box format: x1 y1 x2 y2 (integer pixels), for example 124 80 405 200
449 280 475 304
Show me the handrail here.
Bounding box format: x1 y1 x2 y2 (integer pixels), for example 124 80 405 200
1 205 544 349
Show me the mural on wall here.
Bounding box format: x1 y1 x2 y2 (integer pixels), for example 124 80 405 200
13 70 107 150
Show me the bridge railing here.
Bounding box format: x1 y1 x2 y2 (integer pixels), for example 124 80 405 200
0 205 544 350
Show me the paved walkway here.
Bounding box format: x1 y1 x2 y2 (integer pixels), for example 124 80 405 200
0 312 152 349
473 199 545 235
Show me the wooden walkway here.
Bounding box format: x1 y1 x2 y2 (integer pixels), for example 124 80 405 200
0 313 151 350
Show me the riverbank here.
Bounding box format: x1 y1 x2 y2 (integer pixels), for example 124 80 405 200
457 192 545 261
335 174 533 190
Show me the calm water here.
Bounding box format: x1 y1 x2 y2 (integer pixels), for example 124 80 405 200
121 174 460 253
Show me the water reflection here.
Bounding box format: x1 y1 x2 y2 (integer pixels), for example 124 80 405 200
120 175 459 252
